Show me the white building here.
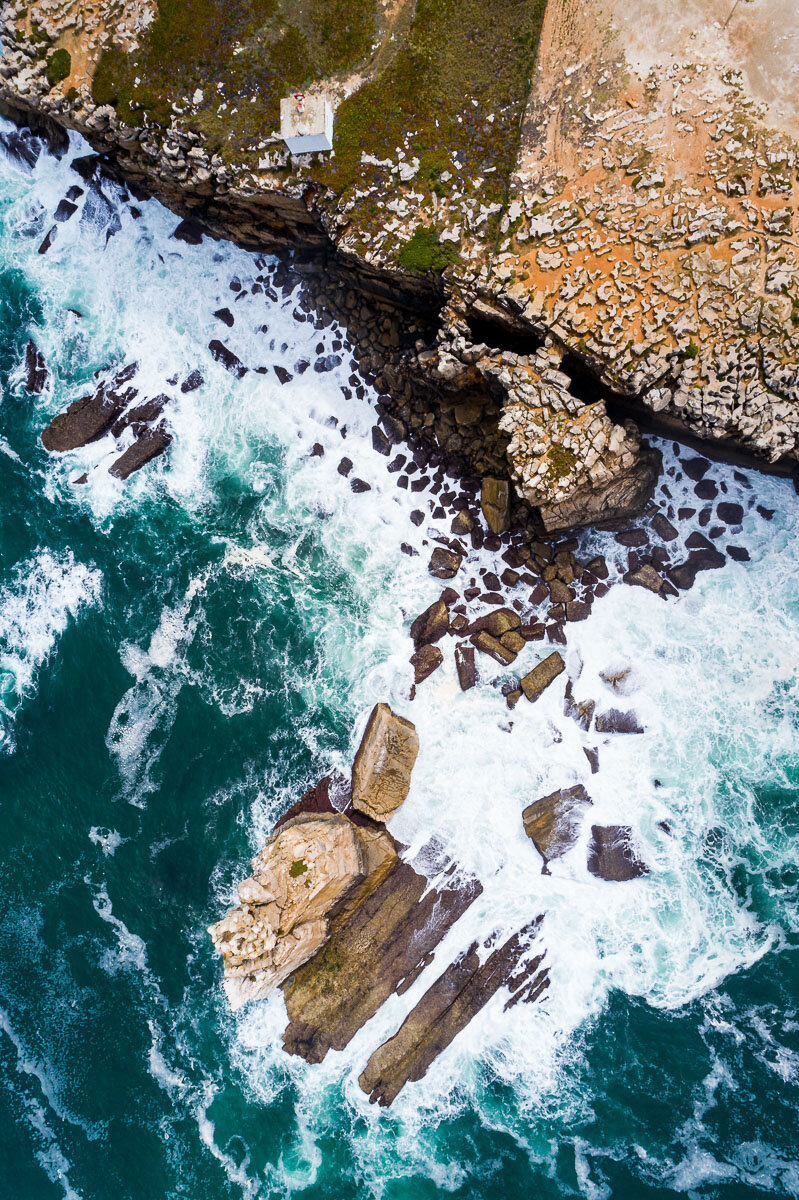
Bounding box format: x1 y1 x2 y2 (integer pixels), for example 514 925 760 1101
280 93 333 154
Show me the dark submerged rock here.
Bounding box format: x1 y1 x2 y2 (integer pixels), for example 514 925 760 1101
587 825 649 881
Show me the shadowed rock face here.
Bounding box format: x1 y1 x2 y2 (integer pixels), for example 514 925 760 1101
537 450 661 536
351 703 419 822
359 919 548 1106
523 784 592 870
587 825 649 881
281 860 482 1063
24 339 47 394
108 423 172 479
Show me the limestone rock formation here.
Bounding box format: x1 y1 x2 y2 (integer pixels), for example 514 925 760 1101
523 784 592 870
208 813 366 1009
351 703 419 822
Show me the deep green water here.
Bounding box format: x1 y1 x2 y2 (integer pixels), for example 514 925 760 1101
1 123 798 1199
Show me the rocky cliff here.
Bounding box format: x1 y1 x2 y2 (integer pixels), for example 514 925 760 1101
2 0 797 529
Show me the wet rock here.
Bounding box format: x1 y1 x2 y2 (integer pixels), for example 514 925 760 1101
172 217 204 244
470 630 518 664
523 784 592 869
38 225 57 254
587 556 609 580
451 510 474 535
110 394 169 438
54 198 78 223
371 426 391 455
652 513 678 541
41 366 138 451
359 920 546 1105
428 547 462 579
24 340 47 394
351 478 371 493
565 599 592 621
351 703 419 822
108 423 172 479
727 546 750 562
410 600 449 648
180 369 204 393
587 825 649 881
208 340 247 378
480 476 510 534
595 709 644 734
282 861 481 1064
584 746 600 774
563 680 594 730
0 128 41 170
314 354 342 373
623 563 664 593
213 307 235 327
337 456 353 476
410 644 443 684
468 607 520 639
682 456 710 481
717 502 744 525
615 529 648 547
520 651 565 702
695 479 718 500
208 813 366 1009
273 365 292 384
455 643 477 690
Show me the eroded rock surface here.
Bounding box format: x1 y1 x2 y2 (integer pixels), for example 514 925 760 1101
587 824 649 881
351 702 419 822
523 784 592 870
207 813 366 1009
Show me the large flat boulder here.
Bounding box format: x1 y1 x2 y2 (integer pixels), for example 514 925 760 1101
537 451 661 536
208 813 366 1009
523 784 592 870
351 702 419 822
480 476 510 534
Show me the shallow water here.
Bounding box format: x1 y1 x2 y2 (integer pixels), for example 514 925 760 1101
0 120 798 1199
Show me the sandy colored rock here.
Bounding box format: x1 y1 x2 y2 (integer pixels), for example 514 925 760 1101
410 599 449 648
351 702 419 822
208 813 365 1009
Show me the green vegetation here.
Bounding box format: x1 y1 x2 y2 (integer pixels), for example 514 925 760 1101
396 227 458 273
92 0 379 138
547 444 578 482
45 48 71 88
289 859 308 878
685 340 700 359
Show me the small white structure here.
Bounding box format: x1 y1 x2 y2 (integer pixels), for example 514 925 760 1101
280 92 333 154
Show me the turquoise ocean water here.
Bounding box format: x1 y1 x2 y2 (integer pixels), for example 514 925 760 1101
1 122 798 1199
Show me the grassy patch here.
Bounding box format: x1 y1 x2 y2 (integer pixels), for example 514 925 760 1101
289 859 308 878
547 444 577 482
91 0 380 141
396 227 458 273
46 48 71 88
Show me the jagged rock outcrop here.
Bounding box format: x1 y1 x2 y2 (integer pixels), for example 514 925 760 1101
351 702 420 822
207 813 368 1009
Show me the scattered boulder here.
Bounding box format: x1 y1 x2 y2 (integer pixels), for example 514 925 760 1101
587 825 649 881
523 784 592 870
428 547 462 579
652 513 678 541
180 369 204 393
520 651 565 702
410 599 449 648
481 476 510 534
563 680 594 730
455 643 476 690
470 630 518 665
213 306 235 327
24 340 47 394
468 607 520 639
208 813 366 1009
623 563 664 593
172 217 204 244
208 339 247 377
54 197 78 223
351 703 419 822
595 709 644 734
410 644 443 684
717 502 744 525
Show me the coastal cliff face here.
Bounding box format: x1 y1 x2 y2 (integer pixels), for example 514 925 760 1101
1 0 797 529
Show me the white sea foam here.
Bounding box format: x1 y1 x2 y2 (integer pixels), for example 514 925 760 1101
3 115 798 1193
0 548 102 751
